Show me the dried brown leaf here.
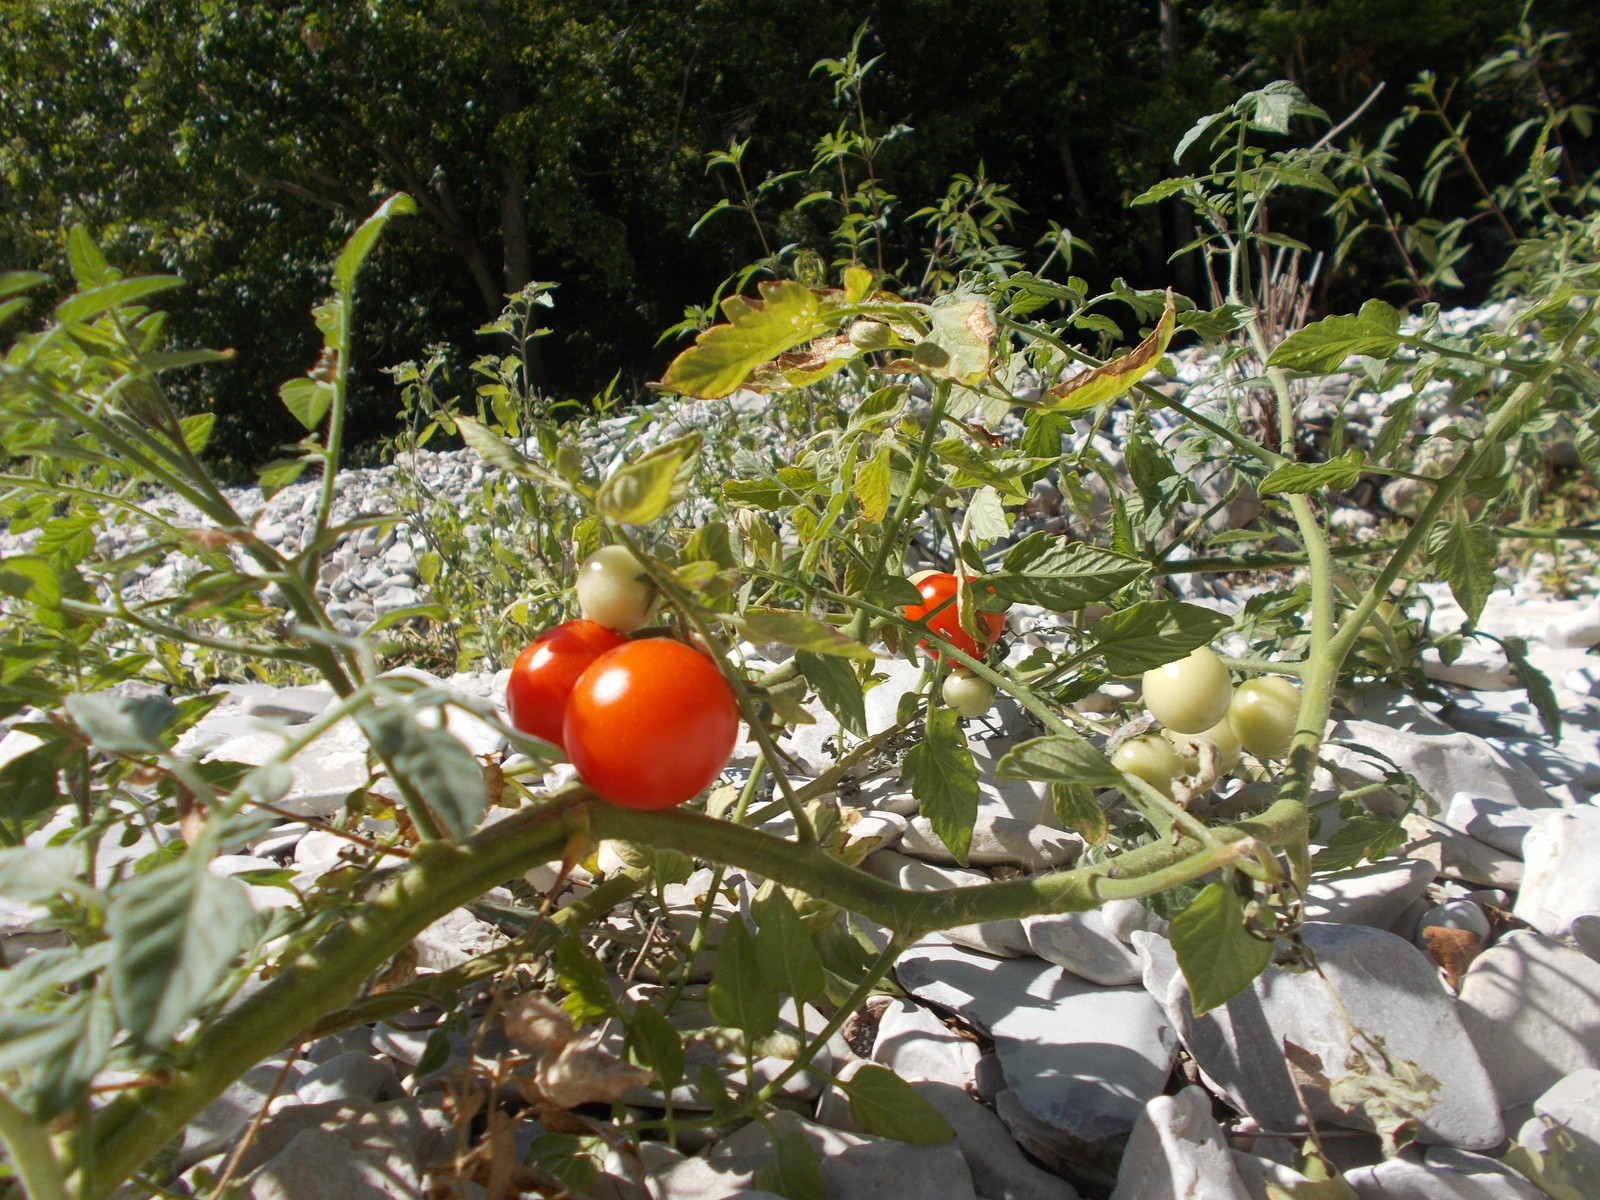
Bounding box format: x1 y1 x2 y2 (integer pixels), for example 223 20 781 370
502 992 576 1052
1422 925 1483 990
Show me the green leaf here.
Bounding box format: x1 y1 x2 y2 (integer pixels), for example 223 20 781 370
903 707 979 864
556 933 614 1026
846 1064 957 1144
0 271 49 300
921 295 995 385
661 279 837 399
106 858 256 1044
258 458 310 501
1170 881 1275 1016
66 225 110 287
796 650 866 737
628 1001 685 1091
55 276 184 324
1052 782 1109 846
854 443 892 522
353 700 488 841
454 415 559 486
1259 451 1364 496
0 845 100 907
985 534 1147 611
365 602 451 634
1426 518 1496 627
179 412 215 455
966 486 1011 545
932 439 1044 501
1090 601 1233 675
995 734 1123 790
596 433 701 525
1500 636 1561 742
752 1129 826 1200
735 610 877 661
279 378 334 431
333 193 417 290
64 693 178 756
1266 300 1402 374
752 888 826 1005
1044 291 1175 410
0 742 68 828
708 917 779 1039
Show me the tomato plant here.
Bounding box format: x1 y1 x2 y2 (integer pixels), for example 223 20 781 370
1141 648 1233 734
505 620 628 749
1229 676 1303 760
904 572 1007 662
576 543 660 632
563 638 740 809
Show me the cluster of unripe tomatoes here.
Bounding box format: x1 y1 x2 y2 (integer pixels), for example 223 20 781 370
506 550 1299 811
1112 647 1302 798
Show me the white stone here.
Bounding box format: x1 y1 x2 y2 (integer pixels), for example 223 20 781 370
1302 858 1434 928
1021 910 1143 986
1441 793 1551 857
1324 717 1554 812
901 813 1080 870
1109 1087 1249 1200
860 850 1031 957
1456 930 1600 1108
1516 1068 1600 1178
896 937 1177 1172
1513 808 1600 942
1137 924 1502 1150
412 906 506 973
871 998 983 1090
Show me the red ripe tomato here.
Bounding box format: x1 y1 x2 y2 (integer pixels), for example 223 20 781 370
563 638 740 809
903 572 1007 662
506 620 628 749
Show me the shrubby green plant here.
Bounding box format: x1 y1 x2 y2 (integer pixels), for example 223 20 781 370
0 56 1596 1200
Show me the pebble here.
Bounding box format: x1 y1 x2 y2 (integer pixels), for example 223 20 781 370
871 998 984 1090
896 936 1177 1179
1513 808 1600 944
1108 1087 1249 1200
1137 923 1503 1150
1455 930 1600 1108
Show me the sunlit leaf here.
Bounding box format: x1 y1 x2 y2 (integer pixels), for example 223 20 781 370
846 1064 956 1144
661 280 838 399
1044 291 1175 410
904 707 978 864
1170 881 1274 1015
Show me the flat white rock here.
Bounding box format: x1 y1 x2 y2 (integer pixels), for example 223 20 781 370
1108 1086 1249 1200
1456 930 1600 1108
1137 923 1502 1150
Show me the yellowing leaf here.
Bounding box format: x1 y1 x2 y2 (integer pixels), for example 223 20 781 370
1044 291 1176 411
746 332 856 392
923 296 995 384
843 265 874 303
660 279 838 399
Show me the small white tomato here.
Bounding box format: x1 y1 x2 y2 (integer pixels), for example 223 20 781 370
941 671 997 718
575 544 659 633
1228 676 1302 760
1111 735 1186 798
1141 647 1233 734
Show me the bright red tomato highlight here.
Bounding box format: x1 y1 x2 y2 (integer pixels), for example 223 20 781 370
903 571 1007 662
563 638 740 809
505 620 628 749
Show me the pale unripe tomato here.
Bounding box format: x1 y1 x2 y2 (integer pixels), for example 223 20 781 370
576 544 659 633
1229 676 1302 760
1111 735 1186 798
1164 716 1242 775
942 672 997 718
1141 648 1233 734
848 319 893 350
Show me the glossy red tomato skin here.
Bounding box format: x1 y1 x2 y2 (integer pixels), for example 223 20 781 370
903 572 1007 662
563 638 740 810
506 620 628 749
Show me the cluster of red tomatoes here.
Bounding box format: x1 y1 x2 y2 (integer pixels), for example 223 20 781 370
506 546 739 810
1112 647 1303 797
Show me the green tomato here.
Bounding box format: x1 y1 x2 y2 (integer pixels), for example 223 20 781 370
575 544 659 633
942 672 997 718
848 319 893 350
1164 716 1242 775
1229 676 1302 760
1111 735 1186 798
1141 648 1233 734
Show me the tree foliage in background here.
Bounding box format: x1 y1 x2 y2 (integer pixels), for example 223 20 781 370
1 0 1595 472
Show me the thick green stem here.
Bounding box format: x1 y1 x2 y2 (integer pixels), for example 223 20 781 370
0 1088 69 1200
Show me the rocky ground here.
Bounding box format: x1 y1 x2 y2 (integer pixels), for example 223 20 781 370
5 307 1600 1198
